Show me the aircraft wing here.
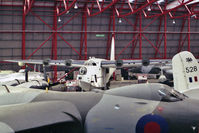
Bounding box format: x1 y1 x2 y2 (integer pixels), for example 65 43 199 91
0 101 82 132
101 59 171 68
5 59 85 67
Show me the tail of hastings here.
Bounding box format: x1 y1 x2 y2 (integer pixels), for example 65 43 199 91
172 51 199 92
105 35 116 83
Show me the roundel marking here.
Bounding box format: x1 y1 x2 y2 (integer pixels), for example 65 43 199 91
136 114 168 133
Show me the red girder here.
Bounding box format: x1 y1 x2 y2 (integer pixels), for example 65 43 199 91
52 3 58 81
178 18 186 52
164 14 167 59
154 16 163 58
22 8 26 60
27 34 54 59
57 0 77 16
88 0 119 17
106 12 113 59
1 0 199 68
119 0 159 17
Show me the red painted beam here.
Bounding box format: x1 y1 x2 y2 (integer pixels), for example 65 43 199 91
22 7 26 60
106 11 112 59
27 34 54 59
52 3 58 82
164 14 167 59
119 0 158 17
139 12 142 59
84 7 88 60
188 15 191 51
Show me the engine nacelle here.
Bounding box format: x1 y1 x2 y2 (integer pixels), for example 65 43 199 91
159 75 167 83
142 58 150 66
18 62 25 67
43 59 50 66
65 59 72 66
115 60 123 67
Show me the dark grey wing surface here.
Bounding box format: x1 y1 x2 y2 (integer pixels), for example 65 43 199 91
5 60 44 65
101 59 171 68
5 59 85 67
0 101 82 133
101 60 143 68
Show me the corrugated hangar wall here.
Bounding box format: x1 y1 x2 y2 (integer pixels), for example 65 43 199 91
0 0 199 70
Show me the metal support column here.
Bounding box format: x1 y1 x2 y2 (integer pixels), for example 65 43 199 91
131 15 138 58
84 8 87 60
139 12 142 59
22 7 26 60
188 15 190 51
178 18 186 52
52 4 58 81
164 14 167 58
79 9 85 59
106 12 112 59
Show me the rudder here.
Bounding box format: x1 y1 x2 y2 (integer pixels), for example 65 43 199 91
172 51 199 92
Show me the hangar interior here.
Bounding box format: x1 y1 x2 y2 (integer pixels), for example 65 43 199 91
0 0 199 81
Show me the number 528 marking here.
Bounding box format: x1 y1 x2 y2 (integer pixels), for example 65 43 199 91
186 66 197 73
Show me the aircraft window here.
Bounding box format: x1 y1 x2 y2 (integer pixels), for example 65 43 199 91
92 63 96 66
158 88 185 102
79 67 87 75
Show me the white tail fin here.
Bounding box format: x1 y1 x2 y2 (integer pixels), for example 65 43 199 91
172 51 199 92
106 35 116 84
110 35 115 61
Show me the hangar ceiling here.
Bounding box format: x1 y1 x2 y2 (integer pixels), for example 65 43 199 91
0 0 199 70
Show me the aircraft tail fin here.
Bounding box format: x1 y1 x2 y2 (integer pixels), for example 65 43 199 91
106 35 115 85
110 35 115 61
172 51 199 92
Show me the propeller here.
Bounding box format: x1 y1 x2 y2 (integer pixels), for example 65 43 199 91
115 60 123 67
158 68 167 83
42 58 50 66
142 58 150 66
65 59 72 66
42 59 50 82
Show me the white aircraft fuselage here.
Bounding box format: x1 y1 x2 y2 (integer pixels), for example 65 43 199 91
77 57 115 91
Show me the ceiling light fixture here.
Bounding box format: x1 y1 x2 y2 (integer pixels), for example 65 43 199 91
172 19 175 24
147 7 151 11
74 3 78 9
58 17 61 22
118 18 122 23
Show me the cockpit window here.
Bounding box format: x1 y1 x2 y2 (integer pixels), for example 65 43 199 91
84 61 97 66
158 88 185 102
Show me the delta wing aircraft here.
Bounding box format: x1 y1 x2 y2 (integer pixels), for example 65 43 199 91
172 51 199 99
5 37 170 91
128 63 172 83
0 83 199 133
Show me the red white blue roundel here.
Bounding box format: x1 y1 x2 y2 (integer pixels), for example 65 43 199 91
136 114 168 133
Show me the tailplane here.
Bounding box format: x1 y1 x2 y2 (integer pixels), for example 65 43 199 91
172 51 199 92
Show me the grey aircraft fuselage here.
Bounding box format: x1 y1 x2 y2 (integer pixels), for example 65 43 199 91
0 83 199 133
